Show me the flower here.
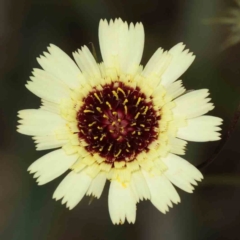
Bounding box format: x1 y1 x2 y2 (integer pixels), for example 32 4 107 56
204 0 240 50
17 18 222 224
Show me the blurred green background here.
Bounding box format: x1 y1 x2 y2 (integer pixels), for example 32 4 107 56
0 0 240 239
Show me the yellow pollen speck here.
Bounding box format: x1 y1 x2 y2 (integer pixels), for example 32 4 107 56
117 119 121 122
132 131 136 135
103 114 108 119
117 87 126 97
84 110 94 113
140 124 145 127
112 91 119 100
99 146 103 151
143 106 148 114
138 131 141 135
131 123 136 126
126 149 129 152
106 101 112 109
114 149 122 157
112 121 116 126
94 93 102 103
134 112 140 119
112 111 117 115
127 142 131 148
96 107 102 113
94 136 98 139
145 128 150 131
97 126 103 130
123 99 128 105
136 97 141 107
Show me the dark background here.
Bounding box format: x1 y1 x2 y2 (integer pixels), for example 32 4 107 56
1 0 240 239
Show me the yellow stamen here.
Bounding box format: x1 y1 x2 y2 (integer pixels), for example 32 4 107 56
106 101 112 110
117 87 126 97
116 136 122 141
108 144 113 151
94 93 102 103
84 110 94 113
96 107 102 113
123 99 128 105
143 106 148 114
112 91 119 100
100 134 106 141
124 105 127 115
136 97 141 107
134 112 140 119
88 121 96 127
114 149 122 157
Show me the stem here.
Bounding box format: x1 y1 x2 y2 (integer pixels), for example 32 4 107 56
197 102 240 169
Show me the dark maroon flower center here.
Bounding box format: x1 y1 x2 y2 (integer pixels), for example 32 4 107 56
77 81 160 164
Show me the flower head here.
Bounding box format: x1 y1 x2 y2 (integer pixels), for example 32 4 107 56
17 18 222 224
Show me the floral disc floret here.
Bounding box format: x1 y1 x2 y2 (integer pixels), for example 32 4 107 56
77 81 160 164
